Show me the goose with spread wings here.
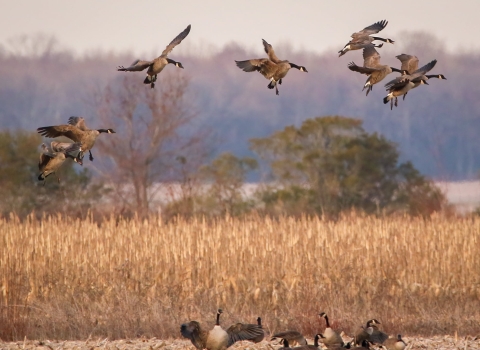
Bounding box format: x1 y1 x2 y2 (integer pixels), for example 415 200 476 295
235 39 308 95
339 20 394 57
37 116 115 162
117 24 191 88
348 45 403 95
180 309 264 350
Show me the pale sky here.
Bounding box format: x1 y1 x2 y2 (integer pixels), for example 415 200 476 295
0 0 478 56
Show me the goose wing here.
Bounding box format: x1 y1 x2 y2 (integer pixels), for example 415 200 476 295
68 116 88 131
55 142 81 153
37 125 84 143
411 59 437 77
160 24 191 57
370 329 389 344
262 39 281 63
235 59 273 72
117 59 153 72
363 45 381 67
396 54 419 74
226 323 264 347
354 20 388 37
348 62 381 75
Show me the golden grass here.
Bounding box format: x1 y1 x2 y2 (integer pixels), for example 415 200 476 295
1 213 480 341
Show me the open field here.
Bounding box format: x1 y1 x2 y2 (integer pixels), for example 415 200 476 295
1 214 480 342
1 336 480 350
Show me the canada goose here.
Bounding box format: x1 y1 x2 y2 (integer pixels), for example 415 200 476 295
318 313 344 348
382 334 407 350
50 141 83 165
339 20 394 57
271 330 307 346
181 309 264 350
117 24 191 88
354 319 388 345
37 116 115 162
383 59 437 109
347 45 403 95
293 334 322 349
235 39 308 95
38 142 82 184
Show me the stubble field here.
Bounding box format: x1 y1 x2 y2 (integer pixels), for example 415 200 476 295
1 213 480 346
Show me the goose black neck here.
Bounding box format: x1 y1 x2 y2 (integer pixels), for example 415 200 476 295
371 36 386 41
314 334 319 347
257 317 262 326
391 67 403 73
283 339 289 348
216 312 221 326
324 314 330 327
97 129 109 133
167 58 177 65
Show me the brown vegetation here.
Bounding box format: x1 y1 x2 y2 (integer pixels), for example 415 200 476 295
1 214 479 341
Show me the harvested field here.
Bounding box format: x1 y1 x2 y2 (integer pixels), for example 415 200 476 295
0 336 479 350
1 214 480 341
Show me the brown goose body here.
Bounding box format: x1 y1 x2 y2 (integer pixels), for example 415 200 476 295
271 330 307 346
38 142 82 183
382 334 407 350
293 334 322 350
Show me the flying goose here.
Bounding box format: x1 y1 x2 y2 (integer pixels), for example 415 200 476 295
38 142 82 184
271 330 308 346
117 24 191 88
347 45 403 95
381 334 407 350
37 116 115 162
235 39 308 95
180 309 264 350
354 319 388 345
339 20 394 57
394 53 447 100
383 59 437 109
318 313 344 348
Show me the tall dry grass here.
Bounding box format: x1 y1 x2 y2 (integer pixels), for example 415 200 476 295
1 213 479 341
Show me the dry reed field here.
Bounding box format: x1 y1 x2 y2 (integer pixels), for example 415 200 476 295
1 214 480 343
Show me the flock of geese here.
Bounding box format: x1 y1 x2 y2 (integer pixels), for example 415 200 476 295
180 309 407 350
35 20 446 182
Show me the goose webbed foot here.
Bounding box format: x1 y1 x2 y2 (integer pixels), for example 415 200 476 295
403 92 408 101
394 97 398 107
390 99 394 110
151 82 155 89
89 150 94 161
279 79 283 85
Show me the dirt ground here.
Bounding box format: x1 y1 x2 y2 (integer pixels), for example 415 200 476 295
1 336 479 350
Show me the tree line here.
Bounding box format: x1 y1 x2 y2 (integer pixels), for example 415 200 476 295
0 74 445 219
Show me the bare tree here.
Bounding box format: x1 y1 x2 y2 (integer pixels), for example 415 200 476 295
95 73 207 216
